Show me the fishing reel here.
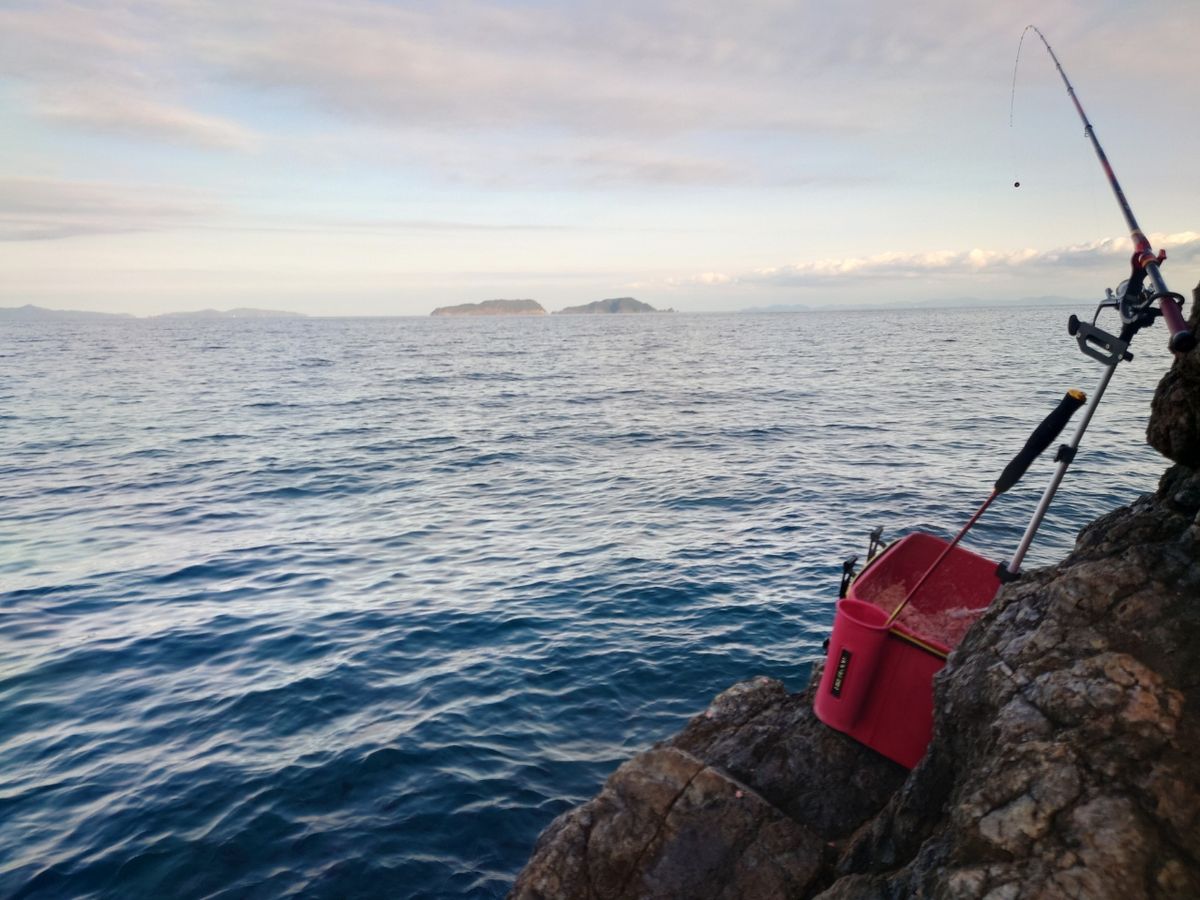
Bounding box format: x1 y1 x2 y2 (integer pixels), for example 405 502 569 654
1094 277 1166 330
1099 280 1156 328
1097 249 1187 330
1073 254 1186 367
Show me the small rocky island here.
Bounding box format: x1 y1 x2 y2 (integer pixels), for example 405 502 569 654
510 286 1200 898
556 297 672 315
430 299 547 317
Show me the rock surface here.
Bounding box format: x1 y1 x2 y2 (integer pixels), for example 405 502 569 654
510 287 1200 899
1148 283 1200 466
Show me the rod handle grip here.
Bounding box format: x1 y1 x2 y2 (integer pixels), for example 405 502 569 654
1160 295 1196 353
994 390 1086 494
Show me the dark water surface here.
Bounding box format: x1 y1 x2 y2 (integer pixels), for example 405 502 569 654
1 309 1167 898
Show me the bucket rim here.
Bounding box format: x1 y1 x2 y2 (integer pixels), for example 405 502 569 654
836 597 891 630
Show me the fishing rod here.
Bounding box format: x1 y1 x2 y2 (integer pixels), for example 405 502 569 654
818 31 1194 766
883 28 1196 617
1000 27 1195 576
1021 25 1193 354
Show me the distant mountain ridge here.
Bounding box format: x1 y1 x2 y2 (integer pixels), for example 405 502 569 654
431 299 546 317
741 295 1089 314
0 304 134 321
156 308 306 319
0 305 305 321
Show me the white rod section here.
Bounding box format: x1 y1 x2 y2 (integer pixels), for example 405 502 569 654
1005 361 1120 574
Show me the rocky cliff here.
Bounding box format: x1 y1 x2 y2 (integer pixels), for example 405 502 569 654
510 285 1200 899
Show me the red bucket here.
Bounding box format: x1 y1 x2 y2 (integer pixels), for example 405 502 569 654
814 598 891 730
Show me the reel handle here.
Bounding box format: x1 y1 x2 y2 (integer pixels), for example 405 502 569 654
994 389 1086 494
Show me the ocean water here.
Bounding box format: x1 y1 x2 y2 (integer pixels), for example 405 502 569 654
0 308 1169 898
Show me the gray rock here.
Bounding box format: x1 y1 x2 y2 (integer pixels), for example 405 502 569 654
1148 282 1200 465
508 745 829 899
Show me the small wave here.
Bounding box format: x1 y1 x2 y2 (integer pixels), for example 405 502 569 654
180 433 249 444
243 401 304 410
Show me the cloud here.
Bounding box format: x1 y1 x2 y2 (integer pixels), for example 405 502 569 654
145 0 1184 138
0 1 854 145
568 148 740 187
0 2 256 151
0 177 220 241
193 1 867 136
0 0 925 160
36 88 258 151
0 176 631 241
0 0 1190 184
677 232 1200 288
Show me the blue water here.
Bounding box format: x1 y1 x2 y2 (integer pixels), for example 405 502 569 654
1 308 1167 898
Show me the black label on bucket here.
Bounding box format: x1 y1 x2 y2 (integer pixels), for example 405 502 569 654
831 649 852 697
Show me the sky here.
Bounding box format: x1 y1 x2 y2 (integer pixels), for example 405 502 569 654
2 0 1199 316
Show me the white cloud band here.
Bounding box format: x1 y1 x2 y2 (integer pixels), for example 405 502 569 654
678 233 1200 288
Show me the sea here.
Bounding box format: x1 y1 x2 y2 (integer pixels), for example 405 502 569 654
0 307 1169 898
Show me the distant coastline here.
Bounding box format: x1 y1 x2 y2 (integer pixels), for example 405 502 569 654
0 305 136 322
740 295 1088 314
0 304 306 321
0 294 1101 322
156 308 307 320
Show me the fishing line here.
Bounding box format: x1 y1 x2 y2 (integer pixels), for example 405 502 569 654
1011 26 1108 239
1008 24 1035 188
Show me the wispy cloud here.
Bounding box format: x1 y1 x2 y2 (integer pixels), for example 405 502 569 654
0 177 645 242
568 148 740 187
0 0 938 174
0 2 257 152
6 0 1181 189
676 232 1200 288
36 88 258 151
0 177 220 241
192 1 868 136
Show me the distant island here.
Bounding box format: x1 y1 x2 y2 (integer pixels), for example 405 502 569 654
428 297 675 317
556 297 671 315
156 308 306 319
430 299 547 317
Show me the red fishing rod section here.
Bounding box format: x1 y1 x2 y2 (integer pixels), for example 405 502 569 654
1027 26 1194 353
